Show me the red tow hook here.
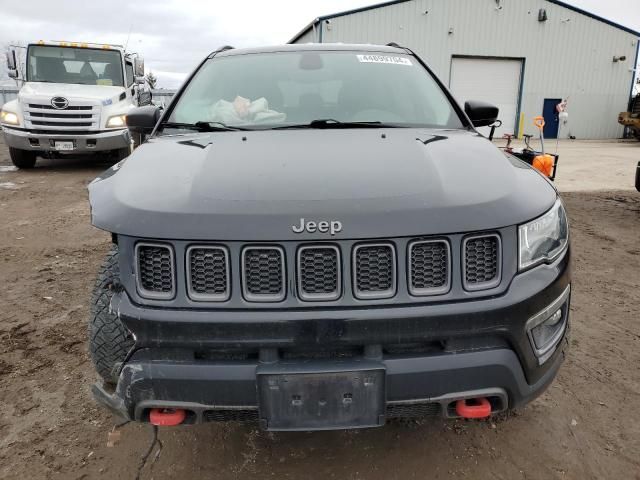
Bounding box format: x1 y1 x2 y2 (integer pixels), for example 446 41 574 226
149 408 187 426
455 398 492 419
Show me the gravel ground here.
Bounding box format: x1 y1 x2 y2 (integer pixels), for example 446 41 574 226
0 137 639 480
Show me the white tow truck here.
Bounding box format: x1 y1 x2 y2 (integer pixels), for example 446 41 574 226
1 40 151 168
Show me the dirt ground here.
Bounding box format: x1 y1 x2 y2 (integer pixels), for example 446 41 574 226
0 138 639 480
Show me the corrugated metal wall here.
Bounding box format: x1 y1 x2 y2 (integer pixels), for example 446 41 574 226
293 0 639 139
295 28 317 44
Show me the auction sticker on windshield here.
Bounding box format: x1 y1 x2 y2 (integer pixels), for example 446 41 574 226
356 55 412 66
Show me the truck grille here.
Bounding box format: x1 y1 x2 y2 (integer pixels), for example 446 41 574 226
297 246 341 301
135 244 175 299
23 102 98 130
408 240 451 296
463 234 501 290
242 247 286 302
132 232 504 304
187 246 230 301
353 244 396 299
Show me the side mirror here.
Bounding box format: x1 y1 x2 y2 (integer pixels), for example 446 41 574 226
126 106 160 135
464 100 499 128
134 57 145 77
8 70 18 79
6 49 17 70
138 90 152 106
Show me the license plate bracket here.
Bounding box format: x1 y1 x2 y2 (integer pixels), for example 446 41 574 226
257 366 385 431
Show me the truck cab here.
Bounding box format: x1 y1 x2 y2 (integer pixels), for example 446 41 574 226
0 41 151 168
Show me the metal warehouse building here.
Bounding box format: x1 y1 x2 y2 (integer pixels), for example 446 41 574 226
290 0 640 139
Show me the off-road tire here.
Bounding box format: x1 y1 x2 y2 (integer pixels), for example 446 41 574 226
89 246 134 385
9 147 37 169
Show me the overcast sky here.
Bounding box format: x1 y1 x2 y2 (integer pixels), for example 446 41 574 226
1 0 639 88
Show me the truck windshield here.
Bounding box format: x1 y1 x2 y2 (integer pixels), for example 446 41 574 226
27 45 124 87
167 51 464 130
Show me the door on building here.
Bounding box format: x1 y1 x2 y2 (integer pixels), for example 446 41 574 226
449 57 523 138
542 98 562 139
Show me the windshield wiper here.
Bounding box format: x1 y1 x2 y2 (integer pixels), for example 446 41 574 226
160 121 249 132
269 119 401 130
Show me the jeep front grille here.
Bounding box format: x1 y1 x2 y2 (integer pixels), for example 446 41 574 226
132 233 505 304
353 243 396 299
408 240 451 296
297 245 341 301
187 246 230 301
135 243 175 300
463 234 501 291
242 247 286 302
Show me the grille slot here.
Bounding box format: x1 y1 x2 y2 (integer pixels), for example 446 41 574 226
187 246 230 301
408 240 451 296
353 243 396 299
297 245 341 301
28 103 93 110
242 247 286 302
30 120 93 127
135 243 175 300
386 402 441 418
203 409 259 423
463 234 501 291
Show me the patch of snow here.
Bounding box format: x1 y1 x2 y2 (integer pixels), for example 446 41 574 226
0 166 18 173
0 182 19 190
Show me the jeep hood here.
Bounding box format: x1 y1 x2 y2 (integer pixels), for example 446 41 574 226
89 128 556 240
19 82 125 103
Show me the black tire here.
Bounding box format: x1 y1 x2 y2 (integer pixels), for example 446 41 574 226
89 246 134 385
9 147 37 169
113 147 131 162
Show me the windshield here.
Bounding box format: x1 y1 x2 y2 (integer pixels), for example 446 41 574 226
27 45 124 87
166 51 464 130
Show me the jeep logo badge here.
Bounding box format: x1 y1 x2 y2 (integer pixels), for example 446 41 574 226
292 218 342 235
51 96 69 109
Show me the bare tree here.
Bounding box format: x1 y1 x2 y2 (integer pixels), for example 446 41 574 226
145 71 158 89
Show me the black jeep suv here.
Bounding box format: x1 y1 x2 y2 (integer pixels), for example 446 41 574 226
88 44 570 431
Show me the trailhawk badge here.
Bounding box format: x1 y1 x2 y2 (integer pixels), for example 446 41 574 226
292 218 342 235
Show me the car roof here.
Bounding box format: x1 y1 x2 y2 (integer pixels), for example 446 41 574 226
212 43 408 58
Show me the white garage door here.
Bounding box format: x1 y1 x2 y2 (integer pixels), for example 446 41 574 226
449 57 523 138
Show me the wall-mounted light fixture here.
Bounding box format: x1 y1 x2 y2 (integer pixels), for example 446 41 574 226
613 55 627 63
538 9 548 22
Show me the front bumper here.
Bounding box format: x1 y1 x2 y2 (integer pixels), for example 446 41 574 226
2 126 130 153
94 250 571 429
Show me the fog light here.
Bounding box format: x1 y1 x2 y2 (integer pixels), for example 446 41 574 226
526 286 570 365
531 309 563 349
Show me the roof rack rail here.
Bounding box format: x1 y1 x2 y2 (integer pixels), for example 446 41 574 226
385 42 403 48
207 45 235 58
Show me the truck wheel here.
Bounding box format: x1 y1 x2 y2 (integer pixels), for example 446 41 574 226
9 147 37 169
89 246 134 385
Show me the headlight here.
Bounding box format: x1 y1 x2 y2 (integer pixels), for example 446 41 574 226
518 198 568 270
106 114 127 128
0 110 20 126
